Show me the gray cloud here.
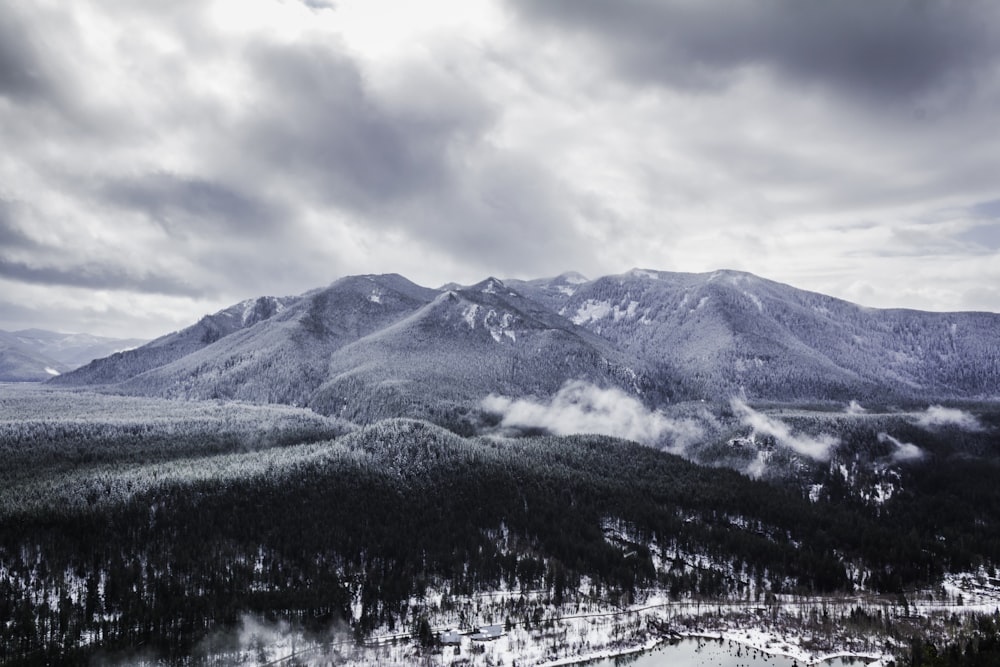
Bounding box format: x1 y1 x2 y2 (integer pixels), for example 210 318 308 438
237 41 479 210
223 37 591 278
971 199 1000 219
0 201 39 249
102 173 288 237
506 0 1000 103
956 222 1000 251
0 8 54 101
0 259 204 298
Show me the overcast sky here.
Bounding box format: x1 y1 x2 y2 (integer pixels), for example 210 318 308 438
3 0 1000 339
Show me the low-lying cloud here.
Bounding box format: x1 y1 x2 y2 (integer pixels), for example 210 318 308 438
730 398 838 461
877 432 924 463
845 400 867 415
915 405 983 431
481 380 704 451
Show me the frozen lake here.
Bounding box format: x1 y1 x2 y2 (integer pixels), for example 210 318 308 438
586 637 876 667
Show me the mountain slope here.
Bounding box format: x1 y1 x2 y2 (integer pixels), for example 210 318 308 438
49 295 298 387
51 269 1000 415
309 278 669 423
71 274 441 407
533 268 1000 400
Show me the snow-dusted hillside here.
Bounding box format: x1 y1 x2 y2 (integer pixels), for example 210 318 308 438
50 269 1000 416
47 295 296 386
310 278 665 423
528 268 1000 401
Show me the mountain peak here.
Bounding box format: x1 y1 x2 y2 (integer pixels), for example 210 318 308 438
472 277 507 294
555 271 589 285
706 268 759 284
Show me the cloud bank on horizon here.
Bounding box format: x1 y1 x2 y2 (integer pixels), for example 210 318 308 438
2 0 1000 337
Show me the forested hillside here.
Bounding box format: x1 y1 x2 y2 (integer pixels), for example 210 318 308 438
46 295 296 387
526 269 1000 401
4 387 1000 664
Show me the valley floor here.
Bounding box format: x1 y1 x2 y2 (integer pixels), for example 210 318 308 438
181 571 1000 666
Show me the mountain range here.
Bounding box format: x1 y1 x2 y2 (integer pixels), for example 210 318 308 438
0 329 146 382
49 269 1000 423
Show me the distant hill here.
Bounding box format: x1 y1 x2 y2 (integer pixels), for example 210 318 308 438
50 269 1000 420
0 329 147 382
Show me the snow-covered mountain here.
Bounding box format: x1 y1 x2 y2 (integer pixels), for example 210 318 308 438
0 329 147 382
526 268 1000 401
49 295 297 386
51 269 1000 417
309 278 666 423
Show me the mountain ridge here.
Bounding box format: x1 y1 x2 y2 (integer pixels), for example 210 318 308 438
49 269 1000 420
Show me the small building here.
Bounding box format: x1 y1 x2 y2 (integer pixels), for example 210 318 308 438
440 630 463 646
471 625 504 641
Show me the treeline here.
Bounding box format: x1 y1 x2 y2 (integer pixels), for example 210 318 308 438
910 615 1000 667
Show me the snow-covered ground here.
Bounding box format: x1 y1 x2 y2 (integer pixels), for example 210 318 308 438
222 569 1000 667
175 581 998 666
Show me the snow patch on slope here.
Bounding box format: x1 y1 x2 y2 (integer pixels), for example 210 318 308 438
743 290 763 312
480 309 516 343
462 304 479 329
572 299 640 325
572 300 612 325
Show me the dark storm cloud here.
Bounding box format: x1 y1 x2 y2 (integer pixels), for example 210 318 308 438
225 38 592 275
507 0 1000 102
0 259 205 297
0 8 52 101
103 174 288 237
239 41 475 210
